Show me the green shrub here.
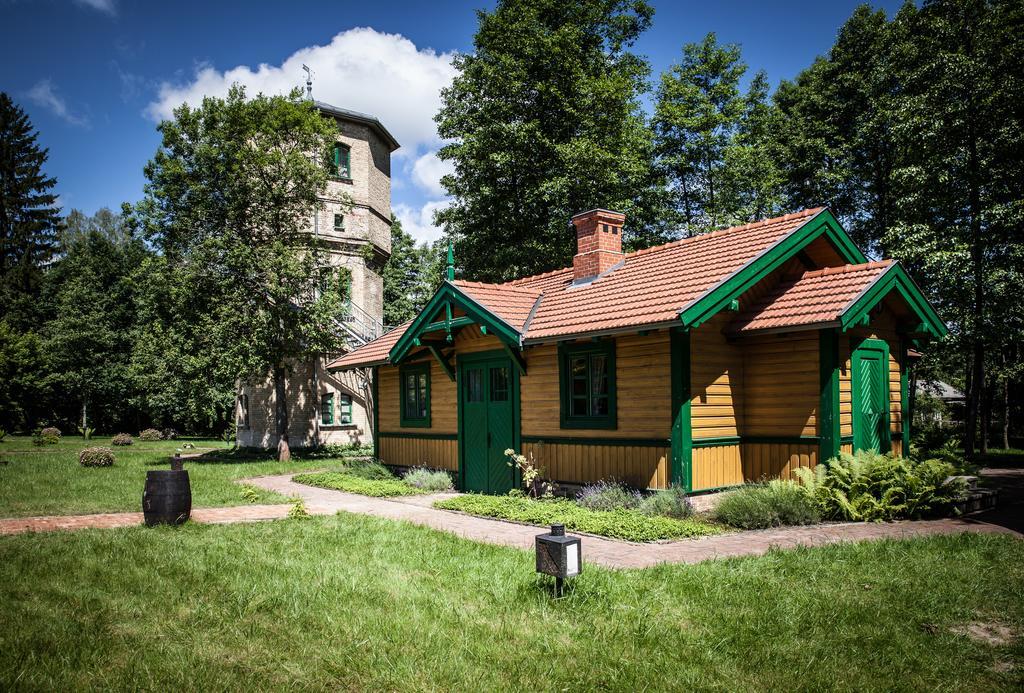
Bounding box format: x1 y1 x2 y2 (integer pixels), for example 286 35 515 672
77 425 94 440
288 497 309 519
435 494 720 542
32 429 60 446
111 433 133 446
162 427 178 440
713 481 821 529
343 461 395 480
639 485 693 519
576 480 642 511
294 471 426 497
239 486 260 504
78 447 115 468
403 467 454 492
794 450 967 522
0 428 6 442
139 428 163 441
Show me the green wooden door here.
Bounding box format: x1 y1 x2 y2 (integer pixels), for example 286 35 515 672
459 354 517 494
852 339 890 454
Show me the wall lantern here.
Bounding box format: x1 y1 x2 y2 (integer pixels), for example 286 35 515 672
535 523 581 597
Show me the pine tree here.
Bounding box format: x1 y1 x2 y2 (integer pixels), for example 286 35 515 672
435 0 669 282
654 33 782 235
0 93 61 327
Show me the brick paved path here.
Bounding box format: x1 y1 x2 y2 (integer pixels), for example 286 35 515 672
243 474 1020 569
2 473 1019 569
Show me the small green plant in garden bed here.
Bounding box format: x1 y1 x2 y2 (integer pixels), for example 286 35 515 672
403 467 454 492
794 450 967 521
713 480 820 529
435 494 720 542
294 471 427 497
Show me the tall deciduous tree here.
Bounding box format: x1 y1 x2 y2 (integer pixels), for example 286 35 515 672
0 93 61 328
135 86 346 460
435 0 669 282
382 217 432 326
654 33 782 235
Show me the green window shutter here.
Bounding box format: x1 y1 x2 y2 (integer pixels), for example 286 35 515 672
339 394 353 424
399 363 431 428
321 393 334 425
557 339 617 429
332 143 351 179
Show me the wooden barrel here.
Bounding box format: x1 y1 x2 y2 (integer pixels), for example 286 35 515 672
143 470 191 526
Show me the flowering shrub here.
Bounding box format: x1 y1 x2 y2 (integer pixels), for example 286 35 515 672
139 428 163 441
111 433 133 446
161 427 178 440
41 426 61 438
576 480 642 511
404 467 454 492
505 449 552 497
79 447 115 467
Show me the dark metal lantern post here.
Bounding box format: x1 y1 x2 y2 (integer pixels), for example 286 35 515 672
142 453 192 526
535 523 582 597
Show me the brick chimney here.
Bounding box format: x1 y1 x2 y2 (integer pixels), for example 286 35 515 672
571 209 625 283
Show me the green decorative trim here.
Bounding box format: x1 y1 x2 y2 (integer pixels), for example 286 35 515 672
679 210 867 329
427 344 455 382
819 328 841 463
840 435 854 444
670 327 692 491
900 341 910 455
692 436 741 448
423 316 475 333
398 362 431 428
371 367 379 458
557 339 617 430
840 263 947 338
378 431 457 441
390 282 523 363
851 337 891 453
522 436 669 448
501 341 528 376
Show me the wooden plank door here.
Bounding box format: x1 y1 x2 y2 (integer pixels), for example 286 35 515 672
852 339 890 454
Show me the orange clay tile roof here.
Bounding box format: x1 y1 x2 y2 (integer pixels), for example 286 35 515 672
729 260 893 333
329 208 829 369
452 280 542 331
328 320 411 369
508 207 825 340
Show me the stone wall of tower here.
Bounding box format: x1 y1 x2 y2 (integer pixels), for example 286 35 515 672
238 109 392 449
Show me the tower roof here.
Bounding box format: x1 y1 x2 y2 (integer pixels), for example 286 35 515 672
315 100 400 152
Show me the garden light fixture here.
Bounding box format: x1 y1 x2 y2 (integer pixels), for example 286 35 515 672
535 523 581 597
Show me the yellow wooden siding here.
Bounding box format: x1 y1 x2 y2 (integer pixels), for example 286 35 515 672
453 326 504 353
379 436 457 471
742 333 818 437
692 445 744 490
378 358 457 435
520 332 672 440
742 442 818 481
691 313 744 438
523 441 669 489
841 442 853 456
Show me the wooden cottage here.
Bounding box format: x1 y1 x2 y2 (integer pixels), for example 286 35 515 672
328 208 946 495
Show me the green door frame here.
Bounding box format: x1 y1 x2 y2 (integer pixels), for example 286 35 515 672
456 349 522 492
851 337 891 454
669 327 692 491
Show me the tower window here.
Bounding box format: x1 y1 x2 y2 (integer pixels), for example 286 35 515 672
333 144 351 179
334 214 345 231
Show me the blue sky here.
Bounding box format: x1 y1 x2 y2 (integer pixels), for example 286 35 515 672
1 0 903 243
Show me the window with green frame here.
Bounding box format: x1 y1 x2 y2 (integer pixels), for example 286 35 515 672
333 213 345 231
399 363 431 427
339 393 353 424
333 143 351 179
320 392 334 425
558 340 616 429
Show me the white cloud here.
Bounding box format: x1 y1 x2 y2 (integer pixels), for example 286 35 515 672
73 0 116 15
411 151 454 197
26 80 90 128
145 27 457 155
394 200 449 245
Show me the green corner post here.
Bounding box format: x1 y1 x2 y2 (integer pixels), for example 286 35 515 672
670 327 692 491
818 328 841 465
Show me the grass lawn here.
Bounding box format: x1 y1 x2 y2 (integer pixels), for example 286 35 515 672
0 516 1021 690
435 493 721 542
0 435 342 517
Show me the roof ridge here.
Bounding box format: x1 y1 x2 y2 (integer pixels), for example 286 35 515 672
799 259 892 279
456 279 542 295
627 207 826 261
503 208 825 288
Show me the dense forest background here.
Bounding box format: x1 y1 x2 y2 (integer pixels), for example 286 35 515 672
1 0 1020 455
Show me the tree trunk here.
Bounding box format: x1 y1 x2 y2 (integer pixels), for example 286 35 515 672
1003 375 1010 451
965 362 976 457
274 362 291 462
81 400 88 438
980 379 990 455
